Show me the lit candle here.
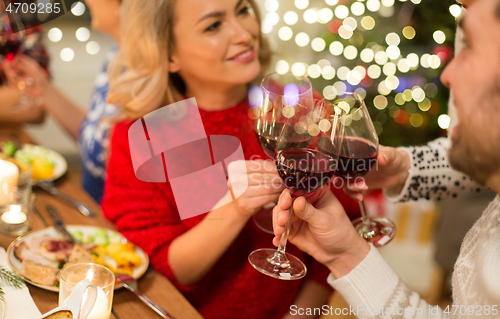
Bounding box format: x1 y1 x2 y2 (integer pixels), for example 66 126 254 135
87 288 112 319
1 205 27 224
0 160 19 206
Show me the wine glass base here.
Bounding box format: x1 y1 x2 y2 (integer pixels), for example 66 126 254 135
253 204 275 235
352 217 396 248
248 248 307 280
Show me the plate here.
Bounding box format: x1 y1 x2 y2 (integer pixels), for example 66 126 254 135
22 144 68 182
6 225 150 292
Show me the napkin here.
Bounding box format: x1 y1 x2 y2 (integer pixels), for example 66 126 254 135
0 248 41 319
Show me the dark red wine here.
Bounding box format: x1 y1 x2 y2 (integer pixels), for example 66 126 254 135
276 149 337 196
256 123 311 158
0 38 22 61
319 136 377 180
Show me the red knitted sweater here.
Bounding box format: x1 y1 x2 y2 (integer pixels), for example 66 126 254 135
102 99 360 319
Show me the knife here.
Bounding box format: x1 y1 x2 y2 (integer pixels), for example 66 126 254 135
46 205 75 243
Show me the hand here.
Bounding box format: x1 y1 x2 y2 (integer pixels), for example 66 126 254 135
272 187 370 278
0 55 50 97
341 145 410 201
228 159 285 218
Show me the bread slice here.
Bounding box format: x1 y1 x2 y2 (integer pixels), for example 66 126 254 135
20 260 58 286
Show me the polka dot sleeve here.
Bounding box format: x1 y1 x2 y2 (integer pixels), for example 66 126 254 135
384 137 481 202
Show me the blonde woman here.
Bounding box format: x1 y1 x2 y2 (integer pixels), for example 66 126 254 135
102 0 360 318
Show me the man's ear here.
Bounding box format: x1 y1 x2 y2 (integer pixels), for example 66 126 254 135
168 53 181 73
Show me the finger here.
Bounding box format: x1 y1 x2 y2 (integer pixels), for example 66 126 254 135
343 188 364 201
277 189 293 211
377 145 397 167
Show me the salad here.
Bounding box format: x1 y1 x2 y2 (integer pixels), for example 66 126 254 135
1 141 56 180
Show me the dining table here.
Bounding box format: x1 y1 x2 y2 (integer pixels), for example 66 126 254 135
0 124 204 319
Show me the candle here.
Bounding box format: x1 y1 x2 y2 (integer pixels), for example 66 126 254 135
1 205 27 224
87 288 111 319
0 160 19 206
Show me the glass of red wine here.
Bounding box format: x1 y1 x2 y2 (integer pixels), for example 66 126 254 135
327 93 396 247
253 73 313 234
248 98 344 280
0 5 35 111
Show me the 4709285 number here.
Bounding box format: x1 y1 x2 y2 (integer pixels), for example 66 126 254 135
6 2 61 14
443 305 498 316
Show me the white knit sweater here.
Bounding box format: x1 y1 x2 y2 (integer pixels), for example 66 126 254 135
328 196 500 318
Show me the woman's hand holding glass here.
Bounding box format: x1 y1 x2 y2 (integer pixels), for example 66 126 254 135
228 159 285 218
272 187 370 279
1 55 50 99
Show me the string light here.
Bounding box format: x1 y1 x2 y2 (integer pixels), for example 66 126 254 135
360 48 375 63
264 0 279 12
278 27 293 41
374 95 388 110
374 51 388 65
338 26 353 39
366 0 381 12
322 66 336 80
318 8 334 23
303 9 317 24
397 59 410 73
353 66 367 79
382 62 396 76
295 0 309 10
433 30 446 44
351 2 365 16
295 32 310 47
48 28 63 42
292 63 307 76
284 11 299 25
337 66 349 81
367 64 382 79
410 113 423 127
420 53 431 68
311 38 326 52
329 41 344 56
407 53 419 69
386 46 401 59
71 2 85 16
385 33 400 46
334 5 349 19
412 87 426 102
318 59 331 68
60 48 75 62
343 17 358 31
449 4 462 17
86 41 100 55
354 88 367 99
344 45 358 60
402 26 416 39
325 0 339 5
418 98 432 111
308 64 322 78
75 27 90 42
346 70 362 85
323 86 338 99
360 16 376 30
381 0 395 6
334 81 347 95
438 114 450 129
275 60 289 74
385 76 400 90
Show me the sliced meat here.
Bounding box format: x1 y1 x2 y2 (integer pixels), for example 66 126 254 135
20 260 59 286
14 241 59 268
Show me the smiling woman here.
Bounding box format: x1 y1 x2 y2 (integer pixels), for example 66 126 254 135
102 0 361 317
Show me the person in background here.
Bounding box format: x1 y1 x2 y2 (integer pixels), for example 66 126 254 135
0 20 48 123
1 0 121 203
273 0 500 315
102 0 360 318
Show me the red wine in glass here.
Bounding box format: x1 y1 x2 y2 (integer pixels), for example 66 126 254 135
319 136 377 180
256 123 311 158
276 148 337 196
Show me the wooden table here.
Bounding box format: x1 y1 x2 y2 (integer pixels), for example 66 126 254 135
0 125 203 319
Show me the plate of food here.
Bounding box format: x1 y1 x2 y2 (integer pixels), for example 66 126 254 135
0 141 68 181
6 225 149 292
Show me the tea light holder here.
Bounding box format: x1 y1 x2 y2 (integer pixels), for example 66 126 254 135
0 204 29 236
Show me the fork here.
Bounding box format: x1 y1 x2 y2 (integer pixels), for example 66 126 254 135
116 274 177 319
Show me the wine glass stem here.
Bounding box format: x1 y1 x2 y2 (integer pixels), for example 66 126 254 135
276 195 296 257
358 199 370 226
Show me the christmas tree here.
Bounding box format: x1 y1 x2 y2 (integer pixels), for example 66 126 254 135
259 0 458 146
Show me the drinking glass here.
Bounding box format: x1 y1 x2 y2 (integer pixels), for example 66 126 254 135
253 73 313 233
60 263 115 319
0 4 36 111
248 98 344 280
332 93 396 247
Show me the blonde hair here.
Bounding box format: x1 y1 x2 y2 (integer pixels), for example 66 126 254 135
107 0 271 120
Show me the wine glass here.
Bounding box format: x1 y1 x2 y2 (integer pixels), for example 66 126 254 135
248 98 344 280
0 5 36 111
330 93 396 247
253 73 313 234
